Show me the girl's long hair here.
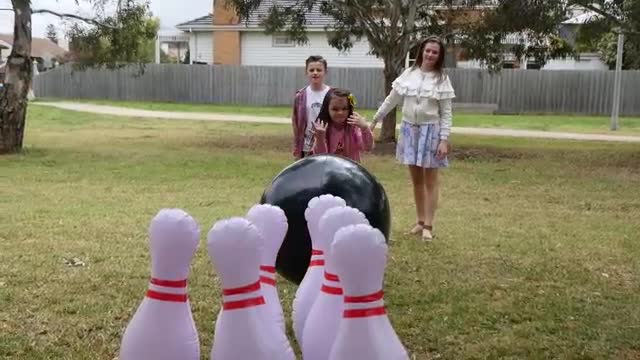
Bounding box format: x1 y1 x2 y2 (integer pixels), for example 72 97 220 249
315 88 357 157
413 36 446 82
316 88 354 126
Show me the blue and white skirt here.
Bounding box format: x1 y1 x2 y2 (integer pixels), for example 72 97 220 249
396 121 449 168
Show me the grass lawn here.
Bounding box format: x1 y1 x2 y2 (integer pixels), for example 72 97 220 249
38 97 640 136
1 107 639 359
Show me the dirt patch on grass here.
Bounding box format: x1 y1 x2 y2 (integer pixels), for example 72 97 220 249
184 134 291 152
615 349 640 360
179 132 640 173
452 147 540 161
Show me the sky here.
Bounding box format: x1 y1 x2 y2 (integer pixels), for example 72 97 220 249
0 0 211 46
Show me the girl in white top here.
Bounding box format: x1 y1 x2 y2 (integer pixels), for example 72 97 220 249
370 36 455 241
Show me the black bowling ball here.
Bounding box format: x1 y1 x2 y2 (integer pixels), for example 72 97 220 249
260 154 390 284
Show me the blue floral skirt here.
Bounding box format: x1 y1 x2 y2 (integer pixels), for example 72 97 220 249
396 121 449 168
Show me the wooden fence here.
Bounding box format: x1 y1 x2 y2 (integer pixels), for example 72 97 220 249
33 64 640 116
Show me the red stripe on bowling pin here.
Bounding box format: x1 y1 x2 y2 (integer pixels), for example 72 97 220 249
223 296 266 310
260 265 277 287
324 272 339 282
309 259 325 267
320 284 343 295
308 249 325 268
260 265 276 273
223 280 261 296
222 280 265 311
145 278 188 303
260 276 276 286
342 290 386 318
344 290 384 303
343 307 386 318
320 271 342 295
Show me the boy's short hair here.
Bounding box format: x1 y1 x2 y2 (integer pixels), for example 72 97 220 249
305 55 327 70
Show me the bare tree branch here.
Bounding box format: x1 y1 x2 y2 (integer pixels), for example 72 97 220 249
336 0 384 47
399 0 418 65
32 8 118 29
116 0 123 23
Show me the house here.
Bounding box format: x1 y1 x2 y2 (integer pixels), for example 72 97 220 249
0 38 10 63
0 39 9 83
551 10 608 70
0 34 67 72
175 0 498 68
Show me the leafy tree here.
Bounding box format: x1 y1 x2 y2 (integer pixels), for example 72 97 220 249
0 0 158 154
573 0 640 69
46 24 58 44
463 0 639 70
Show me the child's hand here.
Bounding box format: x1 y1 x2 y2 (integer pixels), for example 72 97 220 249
313 119 327 137
347 112 369 130
436 140 449 160
369 119 378 131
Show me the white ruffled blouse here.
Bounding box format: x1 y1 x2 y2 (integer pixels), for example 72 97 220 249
373 67 456 140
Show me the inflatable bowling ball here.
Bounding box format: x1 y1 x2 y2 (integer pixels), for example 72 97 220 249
260 154 390 284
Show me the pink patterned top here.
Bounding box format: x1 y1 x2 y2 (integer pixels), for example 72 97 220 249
313 123 374 163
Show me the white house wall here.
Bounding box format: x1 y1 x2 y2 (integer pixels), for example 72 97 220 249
240 32 384 68
189 31 214 64
542 54 608 71
458 55 609 71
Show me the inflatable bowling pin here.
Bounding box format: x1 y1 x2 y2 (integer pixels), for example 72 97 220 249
302 206 369 359
246 204 289 334
292 194 346 346
207 217 295 360
328 224 409 360
119 209 200 360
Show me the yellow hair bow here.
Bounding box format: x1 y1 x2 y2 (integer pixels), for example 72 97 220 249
348 94 357 107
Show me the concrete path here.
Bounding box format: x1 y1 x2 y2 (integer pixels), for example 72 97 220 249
34 101 640 143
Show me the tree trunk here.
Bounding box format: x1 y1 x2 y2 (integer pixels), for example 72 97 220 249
0 1 33 154
379 59 402 144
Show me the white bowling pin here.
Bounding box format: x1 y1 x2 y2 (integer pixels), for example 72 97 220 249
301 206 369 360
292 194 346 346
328 224 409 360
246 204 289 334
119 208 200 360
207 217 295 360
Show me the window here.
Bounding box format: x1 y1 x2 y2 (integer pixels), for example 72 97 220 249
272 35 295 47
405 52 416 68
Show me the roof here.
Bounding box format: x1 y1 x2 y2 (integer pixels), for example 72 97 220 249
562 11 601 25
0 39 10 49
176 0 332 30
0 34 67 59
176 14 214 29
241 0 334 28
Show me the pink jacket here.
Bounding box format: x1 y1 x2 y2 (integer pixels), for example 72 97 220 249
313 123 374 163
291 86 310 159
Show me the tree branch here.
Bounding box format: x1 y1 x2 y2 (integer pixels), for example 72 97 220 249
32 8 118 29
579 4 623 27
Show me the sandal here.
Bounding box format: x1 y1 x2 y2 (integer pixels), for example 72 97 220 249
406 221 425 235
422 225 434 241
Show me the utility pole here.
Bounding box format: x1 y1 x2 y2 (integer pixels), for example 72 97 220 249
610 30 624 131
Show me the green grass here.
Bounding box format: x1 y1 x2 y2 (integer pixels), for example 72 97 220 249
38 97 640 136
1 107 640 359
